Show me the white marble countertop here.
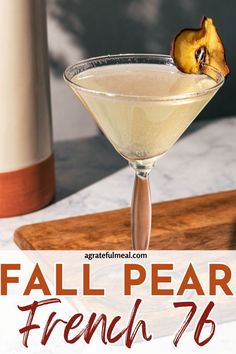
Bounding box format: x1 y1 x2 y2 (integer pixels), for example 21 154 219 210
0 116 236 250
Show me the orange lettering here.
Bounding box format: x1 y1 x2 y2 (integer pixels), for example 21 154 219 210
152 264 174 295
209 264 233 295
177 263 204 296
124 264 146 295
83 264 104 295
24 264 51 295
1 264 20 295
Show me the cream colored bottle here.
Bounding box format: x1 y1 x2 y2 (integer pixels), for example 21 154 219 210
0 0 55 216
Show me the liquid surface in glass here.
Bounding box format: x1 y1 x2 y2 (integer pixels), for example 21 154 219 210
72 64 216 161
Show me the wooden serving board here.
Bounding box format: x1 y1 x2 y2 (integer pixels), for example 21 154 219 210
14 190 236 250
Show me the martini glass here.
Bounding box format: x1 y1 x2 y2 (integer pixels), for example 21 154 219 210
64 54 224 250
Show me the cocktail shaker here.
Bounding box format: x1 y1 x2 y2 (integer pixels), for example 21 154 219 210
0 0 55 217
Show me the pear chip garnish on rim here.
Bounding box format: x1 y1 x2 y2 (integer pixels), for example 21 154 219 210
171 17 230 79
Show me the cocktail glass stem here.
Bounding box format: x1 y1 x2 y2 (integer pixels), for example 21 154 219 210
131 166 152 250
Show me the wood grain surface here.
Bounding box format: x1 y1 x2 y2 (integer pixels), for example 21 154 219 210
14 190 236 250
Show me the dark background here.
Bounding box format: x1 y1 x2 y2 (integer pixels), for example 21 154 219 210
48 0 235 121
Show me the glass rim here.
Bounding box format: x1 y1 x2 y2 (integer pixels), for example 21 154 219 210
63 53 225 102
